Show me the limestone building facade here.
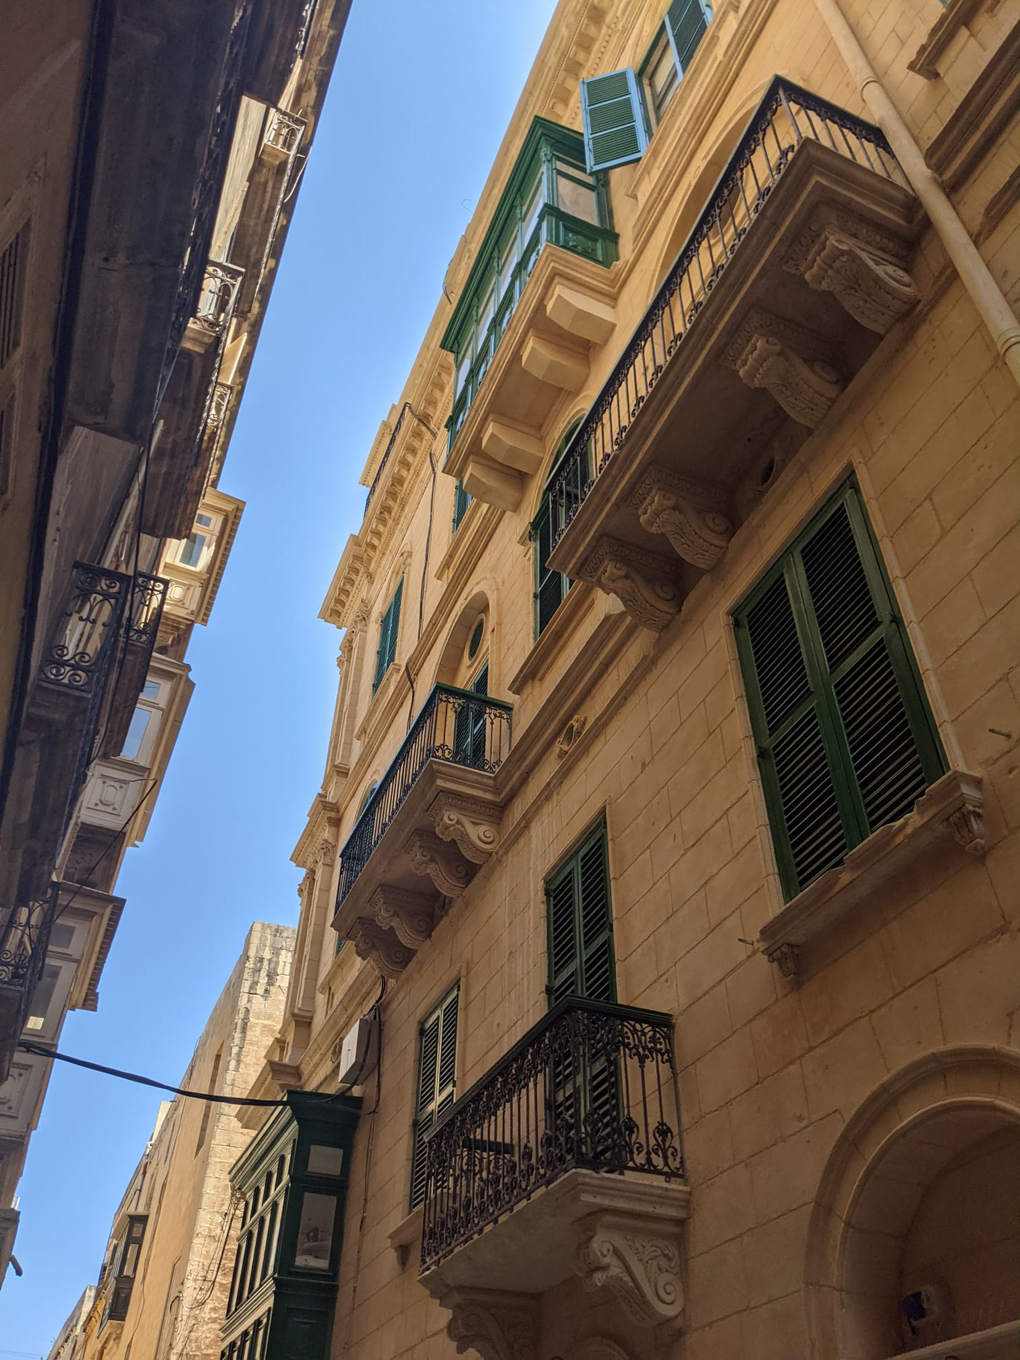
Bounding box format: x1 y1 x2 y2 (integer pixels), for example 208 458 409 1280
0 0 351 1287
258 0 1016 1357
56 922 295 1360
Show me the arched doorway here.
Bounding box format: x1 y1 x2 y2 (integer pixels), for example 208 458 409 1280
807 1048 1020 1358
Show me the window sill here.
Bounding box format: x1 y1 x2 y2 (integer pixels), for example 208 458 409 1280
388 1206 423 1270
907 0 982 79
758 769 984 981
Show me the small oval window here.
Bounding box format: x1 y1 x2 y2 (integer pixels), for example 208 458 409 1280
467 618 485 661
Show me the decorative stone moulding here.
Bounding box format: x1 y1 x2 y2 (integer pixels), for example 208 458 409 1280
723 309 845 428
423 1170 690 1360
348 917 416 980
783 208 920 334
582 538 682 632
557 713 588 758
431 793 501 864
261 107 304 160
759 769 984 983
406 829 473 899
632 467 733 570
368 885 443 949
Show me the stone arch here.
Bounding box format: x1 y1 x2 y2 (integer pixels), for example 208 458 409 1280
435 587 492 690
523 407 590 524
805 1046 1020 1359
652 82 773 288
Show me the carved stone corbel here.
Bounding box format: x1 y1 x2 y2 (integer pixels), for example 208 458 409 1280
946 803 984 856
368 885 442 948
582 538 682 632
406 830 473 898
723 309 844 428
576 1221 684 1336
431 794 501 864
766 941 801 982
348 917 416 979
442 1288 539 1360
633 468 733 570
784 211 919 333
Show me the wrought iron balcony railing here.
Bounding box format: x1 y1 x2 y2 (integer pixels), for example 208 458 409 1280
336 685 512 906
548 77 906 544
38 563 132 696
126 572 168 646
420 998 683 1271
0 885 58 1004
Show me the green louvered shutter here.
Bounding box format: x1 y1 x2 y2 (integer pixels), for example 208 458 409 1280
410 985 459 1210
373 578 403 693
547 824 615 1004
534 500 566 637
580 69 648 173
452 479 471 533
734 483 944 900
665 0 712 76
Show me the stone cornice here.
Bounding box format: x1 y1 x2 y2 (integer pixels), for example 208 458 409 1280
291 793 341 869
924 14 1020 190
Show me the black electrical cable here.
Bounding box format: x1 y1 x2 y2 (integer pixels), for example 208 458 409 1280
16 1041 292 1107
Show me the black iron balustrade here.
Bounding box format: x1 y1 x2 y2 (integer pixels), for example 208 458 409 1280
549 76 907 544
38 563 132 695
336 685 512 906
420 998 683 1271
0 885 58 1000
126 572 168 646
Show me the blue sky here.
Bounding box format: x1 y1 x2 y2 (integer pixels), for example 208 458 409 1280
2 1 558 1349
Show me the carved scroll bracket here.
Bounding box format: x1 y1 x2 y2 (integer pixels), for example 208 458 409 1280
442 1288 539 1360
582 538 682 632
784 209 919 334
368 885 444 948
431 794 501 865
348 917 416 979
406 829 474 898
575 1214 685 1338
633 467 733 570
723 309 845 428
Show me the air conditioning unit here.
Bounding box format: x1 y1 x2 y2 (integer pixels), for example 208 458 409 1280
337 1014 377 1089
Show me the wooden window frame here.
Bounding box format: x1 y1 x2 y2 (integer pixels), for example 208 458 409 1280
410 982 459 1211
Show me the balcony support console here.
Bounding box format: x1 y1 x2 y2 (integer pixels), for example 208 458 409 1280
418 999 689 1359
332 686 512 978
546 78 923 630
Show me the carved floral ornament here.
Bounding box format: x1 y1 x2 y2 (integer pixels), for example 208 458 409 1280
582 538 682 632
633 467 733 571
783 207 920 334
723 308 845 429
436 1217 684 1360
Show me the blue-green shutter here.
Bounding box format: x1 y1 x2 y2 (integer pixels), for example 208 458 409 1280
410 985 459 1210
452 479 471 533
580 69 648 173
547 824 615 1004
533 500 567 637
734 483 945 900
665 0 712 76
373 578 403 693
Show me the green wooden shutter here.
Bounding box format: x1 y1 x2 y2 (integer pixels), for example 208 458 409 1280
373 578 403 693
410 985 459 1210
534 500 567 637
665 0 712 76
452 479 471 533
547 824 615 1004
580 69 648 173
734 483 945 900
